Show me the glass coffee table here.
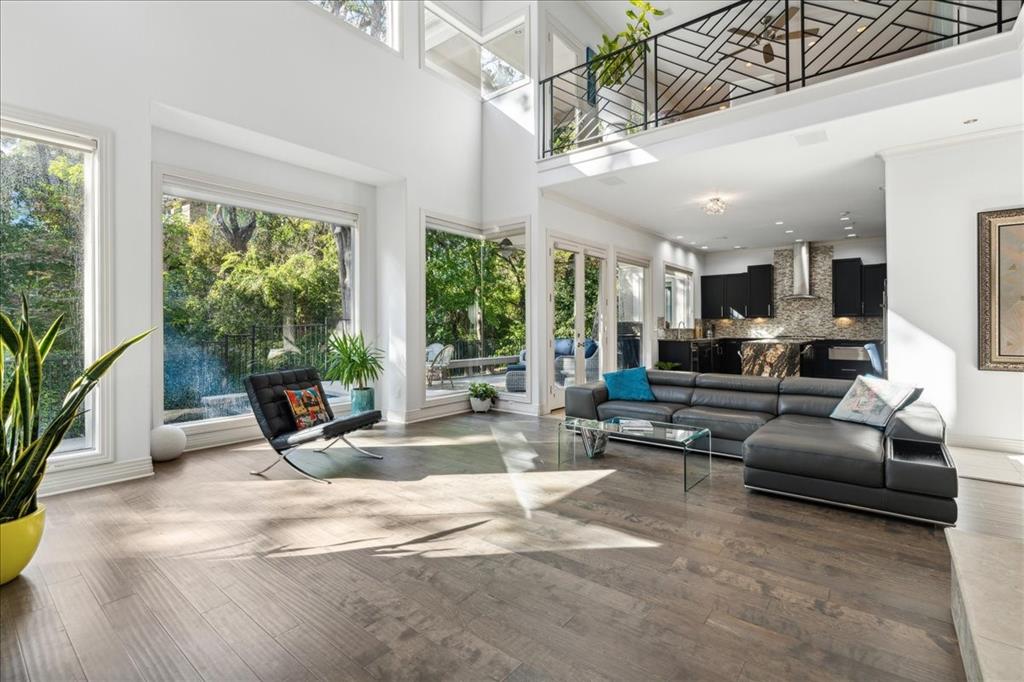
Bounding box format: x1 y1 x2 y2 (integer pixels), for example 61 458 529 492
558 416 712 491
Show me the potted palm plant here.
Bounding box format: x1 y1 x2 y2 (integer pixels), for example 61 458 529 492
324 331 384 414
468 382 498 413
1 297 150 585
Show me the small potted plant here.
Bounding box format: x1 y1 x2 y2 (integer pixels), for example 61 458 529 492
1 297 150 585
324 331 384 414
468 382 498 413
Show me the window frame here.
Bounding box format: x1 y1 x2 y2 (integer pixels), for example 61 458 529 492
663 263 695 330
420 1 531 101
614 252 652 370
421 211 531 407
302 0 403 55
152 164 365 440
0 108 114 472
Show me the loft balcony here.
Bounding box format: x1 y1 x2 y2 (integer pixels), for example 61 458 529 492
539 0 1021 158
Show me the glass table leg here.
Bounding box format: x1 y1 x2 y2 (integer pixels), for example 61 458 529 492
684 432 712 491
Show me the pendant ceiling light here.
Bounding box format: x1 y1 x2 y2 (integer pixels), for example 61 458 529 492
704 197 727 215
497 237 515 257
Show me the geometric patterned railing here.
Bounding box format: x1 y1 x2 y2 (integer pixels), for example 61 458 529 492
540 0 1021 157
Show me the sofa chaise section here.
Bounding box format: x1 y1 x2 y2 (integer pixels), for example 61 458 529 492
564 371 957 524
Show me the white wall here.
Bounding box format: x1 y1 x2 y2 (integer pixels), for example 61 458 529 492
1 0 483 491
884 131 1024 451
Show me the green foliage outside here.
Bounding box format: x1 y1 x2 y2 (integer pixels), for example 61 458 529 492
0 135 87 436
553 250 602 340
424 230 526 358
162 197 353 417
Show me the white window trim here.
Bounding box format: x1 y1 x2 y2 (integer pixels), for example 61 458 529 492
0 106 115 472
614 251 652 369
545 234 611 410
299 0 403 56
152 164 366 436
664 262 696 329
421 212 531 406
420 1 531 101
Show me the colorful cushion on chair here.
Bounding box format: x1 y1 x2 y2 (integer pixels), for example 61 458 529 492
284 386 330 431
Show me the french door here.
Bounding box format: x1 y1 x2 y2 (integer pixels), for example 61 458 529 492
549 240 606 409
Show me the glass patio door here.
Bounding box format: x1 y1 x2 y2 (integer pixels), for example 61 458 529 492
550 242 605 409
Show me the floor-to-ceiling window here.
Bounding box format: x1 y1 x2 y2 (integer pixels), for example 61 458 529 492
1 118 100 455
616 259 647 369
424 219 527 399
161 185 355 424
664 266 694 330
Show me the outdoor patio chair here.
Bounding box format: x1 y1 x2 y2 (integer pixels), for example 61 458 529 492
426 343 455 388
245 367 382 484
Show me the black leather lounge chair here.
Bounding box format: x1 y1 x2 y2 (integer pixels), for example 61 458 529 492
245 368 382 484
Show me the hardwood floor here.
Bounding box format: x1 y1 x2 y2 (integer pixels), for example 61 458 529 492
1 413 984 681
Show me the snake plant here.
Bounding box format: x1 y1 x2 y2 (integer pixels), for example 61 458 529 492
323 331 383 390
1 297 150 522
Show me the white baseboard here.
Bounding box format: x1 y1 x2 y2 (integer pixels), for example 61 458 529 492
38 458 154 498
948 433 1024 454
389 401 471 424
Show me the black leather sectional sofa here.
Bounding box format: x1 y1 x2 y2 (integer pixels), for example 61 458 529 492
565 370 957 524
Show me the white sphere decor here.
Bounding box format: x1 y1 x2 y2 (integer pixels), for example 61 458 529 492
150 425 186 462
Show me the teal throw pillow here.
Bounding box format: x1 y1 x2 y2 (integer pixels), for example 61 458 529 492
603 367 656 402
830 375 922 429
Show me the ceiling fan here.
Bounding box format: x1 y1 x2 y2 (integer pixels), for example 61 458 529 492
723 6 819 64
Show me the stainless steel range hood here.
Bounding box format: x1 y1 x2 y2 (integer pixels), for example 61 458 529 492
782 241 819 299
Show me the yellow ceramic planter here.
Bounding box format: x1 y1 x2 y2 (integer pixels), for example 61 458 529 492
0 505 45 585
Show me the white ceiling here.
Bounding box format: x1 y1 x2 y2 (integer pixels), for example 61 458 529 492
583 1 738 35
546 79 1022 252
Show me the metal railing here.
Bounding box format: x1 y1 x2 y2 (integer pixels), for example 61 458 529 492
163 322 341 416
539 0 1021 157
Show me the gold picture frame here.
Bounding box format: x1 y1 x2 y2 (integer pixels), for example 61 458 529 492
978 208 1024 372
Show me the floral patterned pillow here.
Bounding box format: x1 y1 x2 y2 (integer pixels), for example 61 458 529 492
831 375 922 429
284 386 330 431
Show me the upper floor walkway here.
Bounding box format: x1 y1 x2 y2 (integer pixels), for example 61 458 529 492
538 0 1021 161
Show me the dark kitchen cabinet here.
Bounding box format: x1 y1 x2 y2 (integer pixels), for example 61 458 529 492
697 342 716 373
832 258 863 317
724 273 749 319
862 264 886 317
718 339 745 374
700 275 725 319
657 340 692 371
747 264 774 317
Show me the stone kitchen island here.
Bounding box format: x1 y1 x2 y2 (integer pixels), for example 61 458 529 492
739 339 804 378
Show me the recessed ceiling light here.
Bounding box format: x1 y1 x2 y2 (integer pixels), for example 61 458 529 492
690 241 697 245
843 225 853 230
775 220 784 225
718 105 727 110
963 118 978 125
794 238 804 242
840 216 850 221
676 235 684 239
733 245 743 249
700 245 709 250
846 234 858 239
784 229 794 234
856 25 866 32
745 62 752 67
808 40 816 46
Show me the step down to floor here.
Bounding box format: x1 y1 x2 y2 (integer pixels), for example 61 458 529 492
946 527 1024 681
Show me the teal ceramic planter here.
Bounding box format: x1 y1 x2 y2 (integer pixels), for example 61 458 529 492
351 387 375 414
